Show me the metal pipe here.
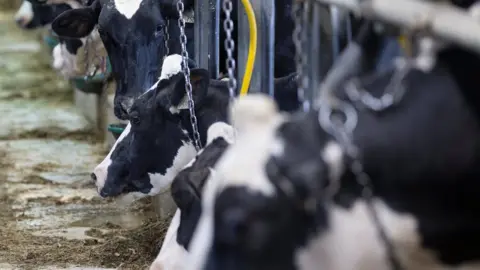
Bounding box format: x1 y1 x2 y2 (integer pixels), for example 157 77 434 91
238 0 275 95
313 0 480 54
195 0 220 78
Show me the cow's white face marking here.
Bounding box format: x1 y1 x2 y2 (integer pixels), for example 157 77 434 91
206 122 236 145
14 1 33 26
229 94 280 135
52 43 77 78
93 123 132 192
160 54 184 81
146 141 197 196
114 0 142 19
150 209 189 270
147 54 188 114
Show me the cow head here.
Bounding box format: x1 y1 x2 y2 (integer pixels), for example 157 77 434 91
189 37 480 269
92 54 230 198
52 38 85 77
184 94 345 270
14 0 71 29
50 0 189 120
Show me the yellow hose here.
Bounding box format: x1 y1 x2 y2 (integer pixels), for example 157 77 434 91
398 35 411 57
239 0 257 96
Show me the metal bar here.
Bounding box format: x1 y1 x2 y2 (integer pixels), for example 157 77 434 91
237 0 275 95
313 0 480 54
306 1 321 105
195 0 220 78
330 5 341 61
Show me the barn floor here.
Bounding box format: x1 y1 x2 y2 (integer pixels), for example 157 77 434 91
0 12 167 270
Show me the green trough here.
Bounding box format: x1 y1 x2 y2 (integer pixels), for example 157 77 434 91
107 123 127 139
70 57 112 94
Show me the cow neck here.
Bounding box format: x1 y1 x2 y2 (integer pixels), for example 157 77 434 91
179 105 229 150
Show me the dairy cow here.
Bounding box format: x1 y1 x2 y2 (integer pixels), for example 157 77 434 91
50 0 194 119
16 0 107 79
91 54 300 198
187 39 480 270
14 0 71 29
50 0 298 120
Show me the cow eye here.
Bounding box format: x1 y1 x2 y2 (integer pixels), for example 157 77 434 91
129 112 141 125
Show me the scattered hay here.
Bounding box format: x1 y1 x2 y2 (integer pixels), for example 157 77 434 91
1 128 101 143
1 215 172 270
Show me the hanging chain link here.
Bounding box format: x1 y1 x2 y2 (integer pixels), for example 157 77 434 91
292 0 309 112
222 0 237 99
345 57 411 112
163 19 170 60
315 7 406 269
177 0 202 150
318 101 403 270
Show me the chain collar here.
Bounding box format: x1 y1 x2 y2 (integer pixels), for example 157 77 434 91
345 59 411 111
222 0 237 100
292 0 310 112
317 59 413 270
176 0 202 151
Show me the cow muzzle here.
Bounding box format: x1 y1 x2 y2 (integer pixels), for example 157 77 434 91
114 96 134 120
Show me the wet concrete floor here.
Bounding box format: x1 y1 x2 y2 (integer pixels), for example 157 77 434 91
0 12 165 270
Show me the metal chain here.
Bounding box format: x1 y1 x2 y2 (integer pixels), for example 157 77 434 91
318 98 403 270
345 58 411 112
222 0 237 99
292 0 309 112
177 0 202 150
163 19 170 60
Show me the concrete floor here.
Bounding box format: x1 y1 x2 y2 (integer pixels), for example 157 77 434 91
0 11 162 270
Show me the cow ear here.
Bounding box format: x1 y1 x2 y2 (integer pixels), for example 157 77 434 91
171 167 211 211
171 68 210 111
51 0 101 38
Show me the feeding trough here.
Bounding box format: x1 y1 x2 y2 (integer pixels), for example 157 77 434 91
43 29 59 52
70 57 112 94
107 123 127 140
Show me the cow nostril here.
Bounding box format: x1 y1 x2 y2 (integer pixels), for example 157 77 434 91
115 104 129 120
15 18 25 26
90 173 97 183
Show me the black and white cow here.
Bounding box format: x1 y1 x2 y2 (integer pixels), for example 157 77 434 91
50 0 194 120
91 54 300 198
14 0 71 29
186 40 480 270
16 0 106 79
52 30 108 78
49 0 297 120
150 121 235 270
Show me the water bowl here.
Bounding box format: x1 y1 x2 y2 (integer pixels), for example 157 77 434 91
107 123 127 140
43 33 59 51
70 74 106 94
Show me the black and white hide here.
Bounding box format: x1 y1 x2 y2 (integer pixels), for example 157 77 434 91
91 54 300 199
150 123 235 270
187 42 480 270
